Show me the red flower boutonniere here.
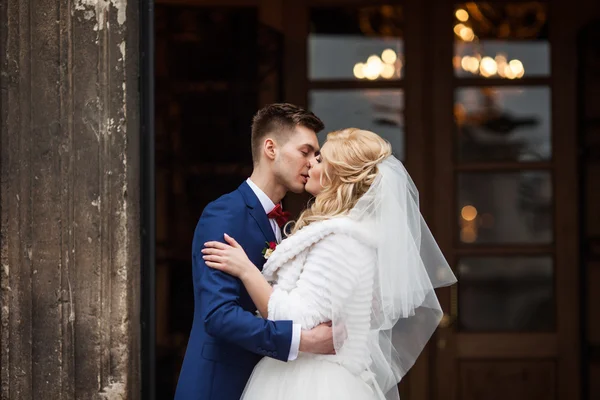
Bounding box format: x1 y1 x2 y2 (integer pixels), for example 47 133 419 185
262 241 277 259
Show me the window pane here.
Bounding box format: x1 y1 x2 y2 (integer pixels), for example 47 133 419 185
453 2 549 78
458 172 553 244
310 89 404 160
309 6 404 81
455 87 552 162
458 257 554 332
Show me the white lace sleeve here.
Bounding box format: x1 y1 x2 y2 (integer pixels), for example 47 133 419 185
267 233 373 330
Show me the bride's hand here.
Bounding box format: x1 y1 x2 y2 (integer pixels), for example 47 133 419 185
202 234 255 279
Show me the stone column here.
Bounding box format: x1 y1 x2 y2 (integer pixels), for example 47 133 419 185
0 0 140 398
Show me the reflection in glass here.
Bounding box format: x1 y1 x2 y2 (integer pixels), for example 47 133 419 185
310 6 404 80
458 257 554 331
310 89 404 160
453 3 549 78
455 87 551 161
458 172 552 244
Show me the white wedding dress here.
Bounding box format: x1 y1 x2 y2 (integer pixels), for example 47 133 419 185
241 218 381 400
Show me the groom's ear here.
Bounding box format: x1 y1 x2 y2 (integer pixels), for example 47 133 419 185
264 138 277 161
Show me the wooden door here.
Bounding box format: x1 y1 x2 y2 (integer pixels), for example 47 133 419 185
429 1 581 399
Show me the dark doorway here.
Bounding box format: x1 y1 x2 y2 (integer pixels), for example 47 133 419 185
153 5 283 398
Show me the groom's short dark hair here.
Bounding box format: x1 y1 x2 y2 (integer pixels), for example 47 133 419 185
251 103 324 164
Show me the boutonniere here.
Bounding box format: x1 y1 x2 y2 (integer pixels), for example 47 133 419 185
262 241 277 259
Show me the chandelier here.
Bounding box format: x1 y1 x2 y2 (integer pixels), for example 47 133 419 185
452 2 547 79
351 3 543 80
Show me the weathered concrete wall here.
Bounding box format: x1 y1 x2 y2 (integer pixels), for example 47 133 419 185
0 0 140 398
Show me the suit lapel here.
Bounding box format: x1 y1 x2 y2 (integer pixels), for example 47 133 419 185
238 182 277 243
249 207 277 244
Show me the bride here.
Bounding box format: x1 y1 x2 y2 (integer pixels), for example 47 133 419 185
202 128 456 399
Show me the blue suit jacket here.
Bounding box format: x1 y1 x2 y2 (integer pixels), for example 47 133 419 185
175 182 294 400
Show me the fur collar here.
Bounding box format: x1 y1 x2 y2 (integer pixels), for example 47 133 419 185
262 217 377 280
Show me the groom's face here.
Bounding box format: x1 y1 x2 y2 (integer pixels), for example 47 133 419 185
273 125 320 194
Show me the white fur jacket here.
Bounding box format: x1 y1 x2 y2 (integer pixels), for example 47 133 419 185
261 217 377 375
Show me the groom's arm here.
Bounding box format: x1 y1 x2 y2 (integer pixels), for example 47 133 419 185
193 200 293 362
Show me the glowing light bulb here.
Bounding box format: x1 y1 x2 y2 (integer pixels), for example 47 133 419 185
381 64 395 79
454 23 466 36
480 57 497 77
459 26 475 42
353 63 365 79
455 9 469 22
461 205 478 221
381 49 397 64
509 59 524 76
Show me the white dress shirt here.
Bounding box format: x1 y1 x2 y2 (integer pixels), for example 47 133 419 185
246 178 301 361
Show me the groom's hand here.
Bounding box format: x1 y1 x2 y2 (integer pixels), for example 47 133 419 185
299 322 337 355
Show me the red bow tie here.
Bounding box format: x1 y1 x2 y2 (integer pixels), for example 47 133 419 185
267 204 291 228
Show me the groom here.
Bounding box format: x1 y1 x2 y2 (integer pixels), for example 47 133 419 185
175 104 334 400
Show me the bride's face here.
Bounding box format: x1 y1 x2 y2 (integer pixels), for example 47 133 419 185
305 147 326 196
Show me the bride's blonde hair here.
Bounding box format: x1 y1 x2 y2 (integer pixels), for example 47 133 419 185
290 128 392 234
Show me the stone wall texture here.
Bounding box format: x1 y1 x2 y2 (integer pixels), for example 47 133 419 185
0 0 140 398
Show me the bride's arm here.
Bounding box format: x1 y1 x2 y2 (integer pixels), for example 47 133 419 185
202 234 273 317
203 233 370 327
238 266 273 318
202 234 338 354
